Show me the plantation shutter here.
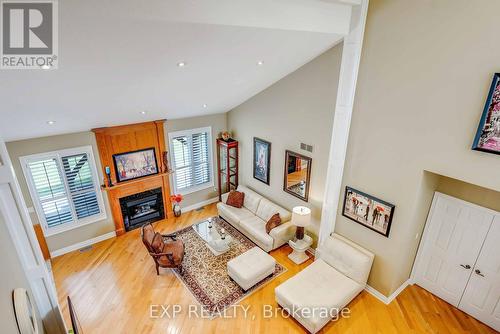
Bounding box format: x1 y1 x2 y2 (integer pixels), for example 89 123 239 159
171 128 212 193
172 135 192 190
192 132 210 186
27 158 73 228
61 153 101 219
22 146 105 234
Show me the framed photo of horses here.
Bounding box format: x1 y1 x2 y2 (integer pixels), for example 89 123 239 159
342 186 395 237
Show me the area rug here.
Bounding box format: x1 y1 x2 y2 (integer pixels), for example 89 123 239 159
172 217 286 317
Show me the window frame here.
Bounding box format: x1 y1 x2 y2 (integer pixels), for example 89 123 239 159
20 145 107 237
168 126 214 196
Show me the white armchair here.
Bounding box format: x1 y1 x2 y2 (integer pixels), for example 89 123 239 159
275 233 374 333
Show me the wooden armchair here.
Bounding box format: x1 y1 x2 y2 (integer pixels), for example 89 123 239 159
141 223 185 275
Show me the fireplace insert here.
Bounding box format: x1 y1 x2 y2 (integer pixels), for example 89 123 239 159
119 188 164 231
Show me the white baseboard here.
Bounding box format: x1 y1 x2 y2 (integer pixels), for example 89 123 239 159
365 279 411 305
181 197 219 213
50 231 116 258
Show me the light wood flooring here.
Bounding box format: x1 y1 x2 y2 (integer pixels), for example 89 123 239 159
51 204 497 333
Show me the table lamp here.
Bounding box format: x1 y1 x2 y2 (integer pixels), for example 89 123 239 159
292 206 311 240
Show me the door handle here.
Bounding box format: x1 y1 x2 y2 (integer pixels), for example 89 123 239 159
475 269 485 277
460 264 471 269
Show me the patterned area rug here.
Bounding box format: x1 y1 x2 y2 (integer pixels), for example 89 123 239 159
172 217 286 317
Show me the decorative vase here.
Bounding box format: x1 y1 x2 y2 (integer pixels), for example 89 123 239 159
173 203 181 217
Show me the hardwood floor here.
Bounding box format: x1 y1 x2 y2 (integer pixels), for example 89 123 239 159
52 204 497 334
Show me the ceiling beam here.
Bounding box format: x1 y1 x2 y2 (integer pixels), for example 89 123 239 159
163 0 352 34
84 0 353 35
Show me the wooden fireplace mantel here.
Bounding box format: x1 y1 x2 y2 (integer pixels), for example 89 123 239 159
92 120 174 236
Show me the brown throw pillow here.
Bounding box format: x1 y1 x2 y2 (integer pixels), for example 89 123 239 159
266 213 282 234
226 190 245 208
151 233 164 253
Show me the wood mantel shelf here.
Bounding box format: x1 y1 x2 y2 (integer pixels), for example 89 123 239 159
92 120 174 236
101 172 171 191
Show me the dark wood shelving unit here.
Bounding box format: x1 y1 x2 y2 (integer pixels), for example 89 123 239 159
216 138 239 201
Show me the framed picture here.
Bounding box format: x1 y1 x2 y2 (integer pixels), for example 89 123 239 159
342 186 395 237
472 73 500 155
113 147 159 183
253 137 271 185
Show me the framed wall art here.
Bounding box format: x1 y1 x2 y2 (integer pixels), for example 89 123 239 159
342 186 395 237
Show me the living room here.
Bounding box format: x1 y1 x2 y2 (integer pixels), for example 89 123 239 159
1 1 500 333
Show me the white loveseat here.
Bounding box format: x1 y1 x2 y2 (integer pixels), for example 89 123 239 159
217 185 294 252
275 233 374 333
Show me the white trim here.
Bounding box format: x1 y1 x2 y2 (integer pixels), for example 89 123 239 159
0 139 67 333
181 197 219 213
168 126 215 196
318 0 369 246
19 145 107 236
50 231 116 258
365 280 411 305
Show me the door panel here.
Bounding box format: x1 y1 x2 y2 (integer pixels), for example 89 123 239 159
416 194 493 307
459 215 500 331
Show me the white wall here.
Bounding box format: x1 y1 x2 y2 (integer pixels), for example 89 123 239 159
334 0 500 296
228 44 343 245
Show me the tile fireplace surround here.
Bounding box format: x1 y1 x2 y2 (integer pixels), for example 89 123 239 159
92 120 174 235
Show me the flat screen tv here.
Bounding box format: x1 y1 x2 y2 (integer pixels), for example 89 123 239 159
113 147 159 183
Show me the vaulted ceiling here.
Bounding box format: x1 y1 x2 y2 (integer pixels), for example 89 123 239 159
0 0 355 141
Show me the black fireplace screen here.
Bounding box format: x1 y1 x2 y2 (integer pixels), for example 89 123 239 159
119 188 164 231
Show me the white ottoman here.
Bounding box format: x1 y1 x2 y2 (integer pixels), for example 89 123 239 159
227 247 276 291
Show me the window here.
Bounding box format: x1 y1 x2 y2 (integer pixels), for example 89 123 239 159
168 126 213 195
20 146 106 236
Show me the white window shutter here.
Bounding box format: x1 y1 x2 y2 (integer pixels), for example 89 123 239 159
169 127 213 194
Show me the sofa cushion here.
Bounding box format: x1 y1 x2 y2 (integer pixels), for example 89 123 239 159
256 198 291 223
318 234 374 285
275 259 363 332
217 203 254 224
239 216 274 250
226 190 245 208
265 213 282 234
237 185 262 214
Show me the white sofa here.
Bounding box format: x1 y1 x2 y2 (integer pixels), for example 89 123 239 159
275 233 374 333
217 185 294 252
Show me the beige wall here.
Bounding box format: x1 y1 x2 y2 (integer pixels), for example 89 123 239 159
166 113 227 208
228 44 343 245
334 0 500 296
0 211 44 333
436 174 500 213
6 132 115 253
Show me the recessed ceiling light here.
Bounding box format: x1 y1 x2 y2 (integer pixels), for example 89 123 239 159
257 60 264 66
140 111 147 115
177 61 186 67
41 64 51 70
202 104 208 108
46 120 55 125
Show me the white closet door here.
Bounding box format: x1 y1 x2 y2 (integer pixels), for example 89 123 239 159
415 194 493 306
459 215 500 331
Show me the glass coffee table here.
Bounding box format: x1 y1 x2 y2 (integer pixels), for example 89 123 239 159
192 217 232 256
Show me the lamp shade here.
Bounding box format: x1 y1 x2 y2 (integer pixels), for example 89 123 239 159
291 206 311 227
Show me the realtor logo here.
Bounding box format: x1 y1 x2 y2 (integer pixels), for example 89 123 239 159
1 0 58 69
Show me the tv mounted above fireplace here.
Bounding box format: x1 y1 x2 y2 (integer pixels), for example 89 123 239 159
113 147 159 182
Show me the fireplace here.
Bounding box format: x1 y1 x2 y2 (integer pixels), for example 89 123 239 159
119 188 164 231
